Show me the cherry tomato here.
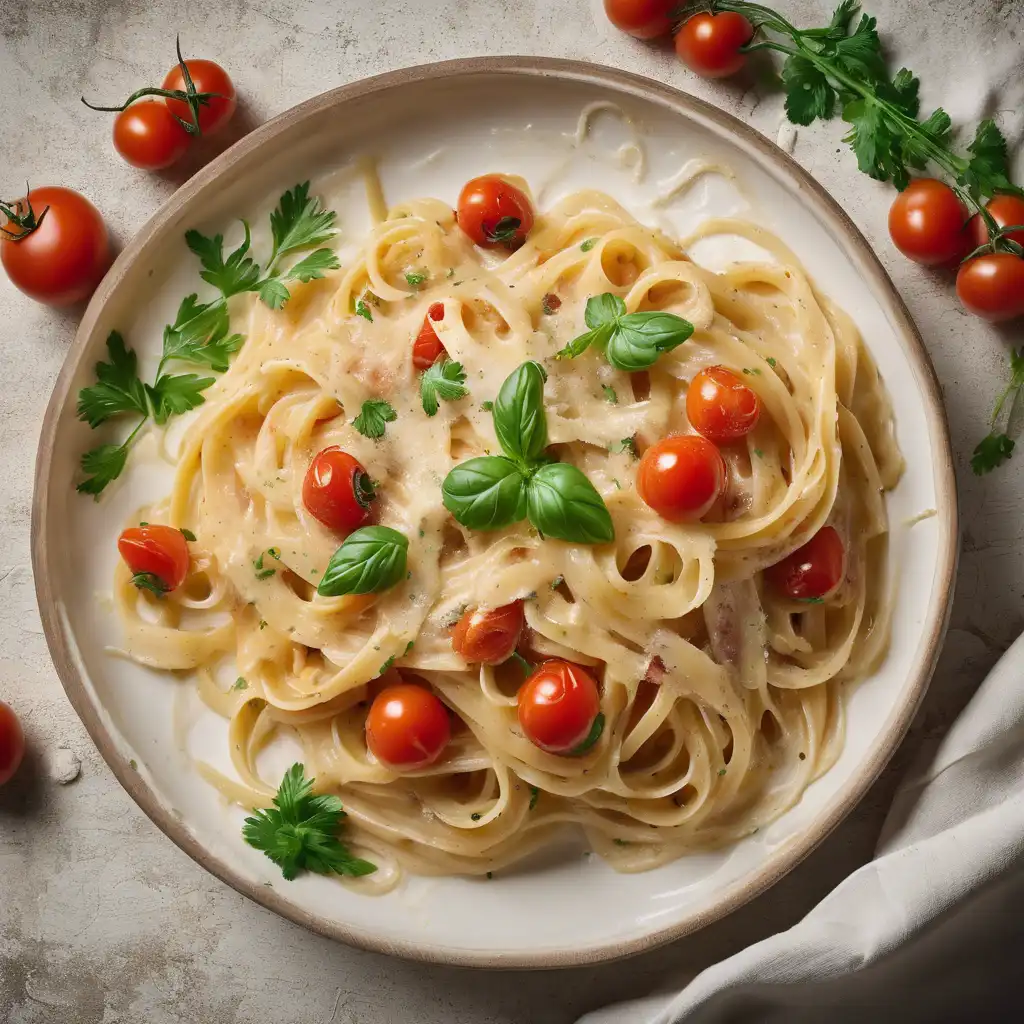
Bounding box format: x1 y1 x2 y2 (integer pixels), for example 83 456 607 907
517 660 601 755
457 175 535 249
0 700 25 787
675 12 754 78
604 0 675 39
412 302 447 371
113 100 191 170
365 683 451 769
765 525 845 600
1 186 110 306
955 253 1024 322
117 524 191 592
888 179 966 265
451 600 525 665
302 447 375 534
687 366 762 443
161 59 236 135
967 194 1024 250
637 435 727 522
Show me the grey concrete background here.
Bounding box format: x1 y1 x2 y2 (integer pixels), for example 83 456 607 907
1 1 1021 1022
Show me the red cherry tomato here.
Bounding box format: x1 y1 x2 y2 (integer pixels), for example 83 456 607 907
117 524 191 592
967 195 1024 250
1 186 110 306
457 175 535 249
161 59 236 135
675 12 754 78
451 600 525 665
637 435 727 522
687 366 762 443
517 660 601 755
604 0 675 39
765 526 845 600
113 100 191 170
955 253 1024 322
412 302 447 371
365 683 451 769
302 447 375 534
888 179 966 265
0 700 25 787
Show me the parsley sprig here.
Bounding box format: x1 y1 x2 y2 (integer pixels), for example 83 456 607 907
420 358 469 416
76 183 340 495
242 763 376 881
685 2 1022 206
972 349 1024 475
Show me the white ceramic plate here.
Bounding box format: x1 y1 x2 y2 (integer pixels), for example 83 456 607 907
32 59 957 967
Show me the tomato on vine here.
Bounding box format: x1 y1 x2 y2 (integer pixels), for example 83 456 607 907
675 12 754 78
604 0 675 39
956 254 1024 323
967 195 1024 251
888 179 967 266
82 37 235 170
1 186 110 306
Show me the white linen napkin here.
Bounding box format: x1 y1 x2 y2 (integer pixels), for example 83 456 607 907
579 632 1024 1023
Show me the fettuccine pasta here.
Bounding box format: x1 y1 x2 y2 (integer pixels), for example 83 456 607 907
113 169 901 887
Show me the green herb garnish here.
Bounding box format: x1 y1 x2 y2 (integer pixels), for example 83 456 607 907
353 398 397 439
420 358 469 416
242 763 376 880
558 293 693 372
441 362 614 545
317 526 409 597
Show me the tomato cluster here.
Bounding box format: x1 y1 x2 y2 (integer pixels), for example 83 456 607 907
889 183 1024 323
91 56 236 172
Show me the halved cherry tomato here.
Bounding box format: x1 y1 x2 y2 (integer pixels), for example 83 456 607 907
366 683 451 769
675 12 754 78
412 302 447 370
637 435 727 522
956 253 1024 322
457 175 535 249
604 0 675 39
161 59 236 136
451 600 525 665
1 186 110 306
888 179 966 265
967 194 1024 250
113 100 191 170
518 660 601 755
117 524 191 592
0 700 25 787
766 525 845 600
302 447 375 534
687 366 761 443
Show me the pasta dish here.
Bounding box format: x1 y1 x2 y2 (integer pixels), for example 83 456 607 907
106 163 902 887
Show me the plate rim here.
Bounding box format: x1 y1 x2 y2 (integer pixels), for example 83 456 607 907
31 56 959 969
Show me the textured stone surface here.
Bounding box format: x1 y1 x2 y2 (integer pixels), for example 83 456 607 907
1 1 1021 1021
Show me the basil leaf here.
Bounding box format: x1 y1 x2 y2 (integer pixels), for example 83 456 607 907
557 322 612 361
525 462 614 544
441 456 527 531
493 361 548 464
585 293 626 329
317 526 409 596
605 311 693 372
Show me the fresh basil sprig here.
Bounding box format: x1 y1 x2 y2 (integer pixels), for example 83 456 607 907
441 362 614 545
558 293 693 372
318 526 409 596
